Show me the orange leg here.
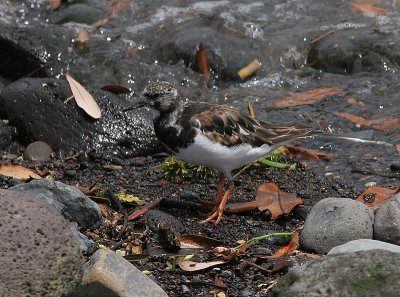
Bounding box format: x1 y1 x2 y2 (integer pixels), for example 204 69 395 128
201 179 234 224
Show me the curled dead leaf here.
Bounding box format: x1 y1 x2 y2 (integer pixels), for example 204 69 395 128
179 235 222 249
238 59 261 79
197 43 211 87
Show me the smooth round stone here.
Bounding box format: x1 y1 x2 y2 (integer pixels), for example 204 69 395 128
23 140 53 161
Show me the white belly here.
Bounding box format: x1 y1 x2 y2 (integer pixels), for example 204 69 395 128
175 133 274 178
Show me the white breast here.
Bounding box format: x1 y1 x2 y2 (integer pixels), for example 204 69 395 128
175 133 274 179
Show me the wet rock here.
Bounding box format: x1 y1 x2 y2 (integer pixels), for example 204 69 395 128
328 239 400 255
270 250 400 297
0 188 82 296
0 120 15 149
23 140 53 161
52 4 107 25
144 209 185 233
0 22 71 80
155 26 265 81
374 193 400 245
300 198 374 254
71 249 168 297
308 28 400 74
10 179 103 230
0 77 159 158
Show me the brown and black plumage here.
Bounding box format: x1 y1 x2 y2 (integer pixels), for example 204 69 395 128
140 81 317 224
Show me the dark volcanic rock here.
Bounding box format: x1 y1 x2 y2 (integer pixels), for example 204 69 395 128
0 188 82 297
0 77 159 158
0 22 71 80
10 179 103 230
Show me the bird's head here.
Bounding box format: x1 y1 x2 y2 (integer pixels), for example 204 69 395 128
142 81 179 112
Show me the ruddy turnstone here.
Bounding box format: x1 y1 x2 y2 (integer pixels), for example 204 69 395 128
137 81 316 224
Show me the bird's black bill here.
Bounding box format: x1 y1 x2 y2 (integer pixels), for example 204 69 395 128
123 99 146 112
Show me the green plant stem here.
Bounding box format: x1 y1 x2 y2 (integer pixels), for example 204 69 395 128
258 158 292 169
235 232 293 249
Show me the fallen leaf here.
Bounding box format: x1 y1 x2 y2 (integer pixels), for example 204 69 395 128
98 203 113 219
179 235 223 249
247 101 255 118
226 182 303 220
396 144 400 155
214 276 227 295
92 18 109 29
116 193 144 205
101 84 131 94
256 183 303 219
66 72 101 119
108 0 129 15
350 3 387 14
212 246 239 261
260 231 300 260
0 164 42 180
197 43 211 87
356 186 399 208
49 0 62 9
285 144 334 160
335 112 381 127
127 198 164 220
178 259 226 272
335 112 400 133
103 164 123 171
238 59 262 79
270 87 343 108
76 29 89 44
372 118 400 133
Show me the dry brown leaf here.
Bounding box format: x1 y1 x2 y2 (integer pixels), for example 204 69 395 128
179 235 223 249
0 164 42 180
76 29 90 44
256 183 303 219
285 144 334 160
396 144 400 155
49 0 62 9
238 59 262 79
127 198 164 220
335 112 381 127
226 182 303 220
372 118 400 133
335 112 400 133
66 72 101 119
101 84 131 94
178 259 226 272
350 3 387 14
197 43 210 88
92 18 109 29
271 87 343 108
260 231 300 260
108 0 129 15
356 186 399 208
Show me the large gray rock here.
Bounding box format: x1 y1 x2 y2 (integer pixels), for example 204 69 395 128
71 249 168 297
270 250 400 297
10 179 103 230
328 239 400 255
374 193 400 245
300 198 374 254
0 189 82 297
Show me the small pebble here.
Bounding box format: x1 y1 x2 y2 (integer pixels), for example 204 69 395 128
64 169 77 177
364 181 376 187
390 163 400 171
23 141 53 161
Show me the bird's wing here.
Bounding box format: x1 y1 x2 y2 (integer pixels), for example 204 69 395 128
189 105 315 147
